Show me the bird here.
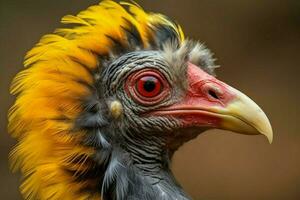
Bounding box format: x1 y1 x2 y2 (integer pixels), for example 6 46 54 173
8 1 273 200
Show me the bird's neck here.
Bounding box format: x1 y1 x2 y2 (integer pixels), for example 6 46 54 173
100 130 191 200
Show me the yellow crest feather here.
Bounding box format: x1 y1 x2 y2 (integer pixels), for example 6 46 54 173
8 1 185 199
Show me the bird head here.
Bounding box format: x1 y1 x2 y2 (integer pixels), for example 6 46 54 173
9 1 272 199
102 45 272 140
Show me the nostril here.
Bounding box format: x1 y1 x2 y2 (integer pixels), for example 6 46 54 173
208 89 219 100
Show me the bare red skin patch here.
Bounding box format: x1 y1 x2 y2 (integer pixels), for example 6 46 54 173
152 62 236 128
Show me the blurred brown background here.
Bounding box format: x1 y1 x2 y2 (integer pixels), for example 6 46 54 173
1 0 300 199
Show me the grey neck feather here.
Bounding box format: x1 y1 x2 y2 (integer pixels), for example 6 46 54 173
100 129 192 200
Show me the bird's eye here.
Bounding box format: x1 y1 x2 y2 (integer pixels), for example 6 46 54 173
136 76 162 97
125 69 170 106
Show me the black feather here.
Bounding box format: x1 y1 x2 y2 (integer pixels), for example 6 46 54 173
121 17 144 49
149 23 180 50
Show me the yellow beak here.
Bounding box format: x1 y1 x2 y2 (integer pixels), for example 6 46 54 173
215 86 273 143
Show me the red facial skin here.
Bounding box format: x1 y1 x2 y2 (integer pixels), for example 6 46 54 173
153 62 236 128
125 63 237 128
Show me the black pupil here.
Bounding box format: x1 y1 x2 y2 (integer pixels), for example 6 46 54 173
143 78 156 92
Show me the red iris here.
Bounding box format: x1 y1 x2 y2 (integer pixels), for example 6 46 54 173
136 76 162 97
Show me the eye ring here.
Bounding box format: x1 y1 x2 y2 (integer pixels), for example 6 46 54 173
125 69 170 106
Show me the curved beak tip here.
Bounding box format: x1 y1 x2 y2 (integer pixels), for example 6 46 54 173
266 132 273 144
260 122 273 144
221 87 274 144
